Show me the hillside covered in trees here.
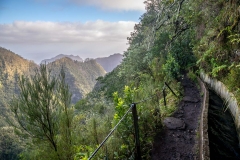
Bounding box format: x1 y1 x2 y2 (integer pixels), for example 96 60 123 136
0 47 106 106
49 57 106 103
0 48 37 124
0 47 106 159
1 0 240 159
75 0 240 159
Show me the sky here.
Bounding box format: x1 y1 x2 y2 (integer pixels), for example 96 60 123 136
0 0 145 64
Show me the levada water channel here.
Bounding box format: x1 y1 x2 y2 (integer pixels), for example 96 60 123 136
208 90 240 159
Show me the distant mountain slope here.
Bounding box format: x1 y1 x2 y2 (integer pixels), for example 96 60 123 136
48 57 106 103
41 54 83 64
41 53 123 72
0 47 37 123
0 48 106 117
95 53 123 72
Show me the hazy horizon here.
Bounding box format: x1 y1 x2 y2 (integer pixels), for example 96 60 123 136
1 46 123 64
0 0 145 64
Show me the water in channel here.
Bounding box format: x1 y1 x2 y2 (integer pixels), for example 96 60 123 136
208 90 240 160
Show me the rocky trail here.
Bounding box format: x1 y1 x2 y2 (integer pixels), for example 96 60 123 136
151 74 202 160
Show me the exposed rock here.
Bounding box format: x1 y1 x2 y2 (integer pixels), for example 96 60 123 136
163 117 185 130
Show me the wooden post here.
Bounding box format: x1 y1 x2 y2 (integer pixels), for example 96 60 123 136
131 103 142 160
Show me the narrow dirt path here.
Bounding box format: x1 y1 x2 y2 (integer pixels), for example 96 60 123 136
151 74 202 160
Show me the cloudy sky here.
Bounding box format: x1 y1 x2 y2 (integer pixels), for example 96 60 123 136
0 0 145 63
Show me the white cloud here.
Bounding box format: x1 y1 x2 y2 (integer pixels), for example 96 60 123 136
0 20 135 43
0 20 136 63
70 0 145 11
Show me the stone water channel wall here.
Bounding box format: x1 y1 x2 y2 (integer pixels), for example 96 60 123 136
198 78 210 160
200 72 240 146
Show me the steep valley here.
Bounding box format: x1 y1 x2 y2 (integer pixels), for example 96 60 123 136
0 47 106 119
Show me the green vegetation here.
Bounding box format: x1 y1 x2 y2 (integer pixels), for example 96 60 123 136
0 0 239 159
0 48 106 159
48 57 106 103
0 47 37 117
9 64 74 159
0 127 23 160
78 0 240 159
191 0 240 103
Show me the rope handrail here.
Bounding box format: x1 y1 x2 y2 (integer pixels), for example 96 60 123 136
88 104 134 160
88 83 178 159
88 95 156 160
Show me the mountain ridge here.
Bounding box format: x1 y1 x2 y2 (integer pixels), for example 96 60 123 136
41 54 83 64
95 53 123 72
0 47 106 106
41 53 123 72
49 57 106 103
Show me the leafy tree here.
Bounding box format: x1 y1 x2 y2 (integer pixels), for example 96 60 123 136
9 64 74 160
163 53 180 80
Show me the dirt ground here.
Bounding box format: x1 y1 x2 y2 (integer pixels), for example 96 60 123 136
151 74 202 160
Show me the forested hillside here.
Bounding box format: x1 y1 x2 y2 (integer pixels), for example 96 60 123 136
42 53 122 73
0 47 106 115
192 0 240 101
0 47 37 124
48 57 106 103
0 47 106 159
75 0 240 159
2 0 240 159
0 47 37 159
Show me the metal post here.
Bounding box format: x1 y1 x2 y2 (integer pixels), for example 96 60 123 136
163 88 167 107
131 103 142 160
165 82 178 98
104 146 108 160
